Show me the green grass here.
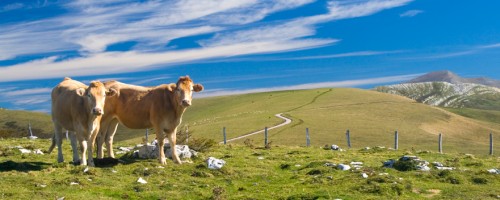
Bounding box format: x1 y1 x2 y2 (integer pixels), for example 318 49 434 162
0 138 499 199
444 108 500 125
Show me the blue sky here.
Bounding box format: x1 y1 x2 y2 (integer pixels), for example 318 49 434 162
0 0 499 112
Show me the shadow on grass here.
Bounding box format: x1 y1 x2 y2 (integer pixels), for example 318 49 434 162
0 160 51 172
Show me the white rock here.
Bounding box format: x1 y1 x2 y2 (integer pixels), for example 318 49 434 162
111 169 117 173
118 147 133 152
295 164 301 167
487 169 499 174
157 166 165 169
83 167 89 173
207 157 225 169
34 149 44 155
57 197 65 200
362 173 368 178
115 151 127 155
432 162 444 167
19 148 31 154
70 182 79 186
418 165 431 171
379 173 389 176
257 156 264 160
337 164 351 171
436 166 454 170
137 177 147 184
350 162 363 165
331 145 340 150
28 136 38 140
38 184 47 188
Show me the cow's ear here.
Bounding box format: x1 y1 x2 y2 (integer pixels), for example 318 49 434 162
76 88 85 96
106 88 117 97
193 84 204 92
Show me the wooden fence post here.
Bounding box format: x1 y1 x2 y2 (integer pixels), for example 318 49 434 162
438 133 443 154
490 133 493 155
394 130 399 150
306 128 310 147
264 127 268 146
346 129 351 148
145 129 149 144
223 127 226 145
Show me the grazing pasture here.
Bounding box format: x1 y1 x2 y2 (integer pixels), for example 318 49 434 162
0 138 499 199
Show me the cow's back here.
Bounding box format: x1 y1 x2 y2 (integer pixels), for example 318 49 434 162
102 81 175 129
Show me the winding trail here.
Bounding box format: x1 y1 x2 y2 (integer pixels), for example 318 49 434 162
221 113 292 143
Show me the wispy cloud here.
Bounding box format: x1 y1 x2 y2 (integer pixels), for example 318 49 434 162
0 0 413 82
3 88 52 96
0 88 52 110
401 42 500 60
197 73 422 97
399 9 423 17
285 50 403 60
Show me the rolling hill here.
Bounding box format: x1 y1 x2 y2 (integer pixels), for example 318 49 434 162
407 70 500 88
1 88 499 155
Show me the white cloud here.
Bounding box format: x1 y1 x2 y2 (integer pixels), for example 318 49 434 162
283 50 403 60
3 88 52 96
0 0 413 81
399 9 423 17
197 73 422 98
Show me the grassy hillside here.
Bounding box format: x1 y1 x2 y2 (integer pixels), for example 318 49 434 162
0 138 499 199
0 109 53 138
2 88 499 155
166 88 499 155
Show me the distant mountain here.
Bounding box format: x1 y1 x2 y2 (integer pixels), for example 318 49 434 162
375 82 500 110
407 70 500 88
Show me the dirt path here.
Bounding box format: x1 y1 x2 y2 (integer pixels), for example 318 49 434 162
221 113 292 143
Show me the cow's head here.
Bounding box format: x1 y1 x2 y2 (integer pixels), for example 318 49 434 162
77 81 117 116
175 76 203 107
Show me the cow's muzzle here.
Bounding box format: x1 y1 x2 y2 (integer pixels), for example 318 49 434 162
181 99 191 107
92 108 103 116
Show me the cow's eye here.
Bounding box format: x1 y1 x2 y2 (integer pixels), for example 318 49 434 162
87 94 92 98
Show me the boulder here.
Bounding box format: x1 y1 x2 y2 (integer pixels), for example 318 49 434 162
207 157 225 169
337 164 351 171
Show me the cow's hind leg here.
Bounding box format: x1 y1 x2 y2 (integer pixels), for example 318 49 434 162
166 128 182 164
105 119 119 158
53 123 64 163
68 131 80 164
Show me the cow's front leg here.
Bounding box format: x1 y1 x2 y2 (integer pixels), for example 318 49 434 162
155 127 167 165
167 128 182 164
78 135 88 166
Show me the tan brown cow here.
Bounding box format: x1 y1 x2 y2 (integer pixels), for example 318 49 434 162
49 77 116 166
97 76 203 164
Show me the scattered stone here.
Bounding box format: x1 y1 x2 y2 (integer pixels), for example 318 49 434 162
350 161 363 165
257 156 264 160
326 176 333 180
137 144 196 159
87 178 92 182
70 182 79 186
207 157 226 169
137 177 147 184
436 166 454 170
57 197 65 200
383 159 396 168
364 147 371 150
118 147 133 152
418 165 431 171
111 169 117 173
115 151 127 155
362 173 368 179
487 169 499 174
295 164 301 167
18 148 31 154
83 167 89 173
331 145 340 151
432 162 444 167
337 164 351 171
28 136 38 140
34 149 44 155
379 173 389 176
324 162 336 167
37 184 47 188
157 166 165 169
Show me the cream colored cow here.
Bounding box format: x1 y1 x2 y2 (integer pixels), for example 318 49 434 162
49 77 116 166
